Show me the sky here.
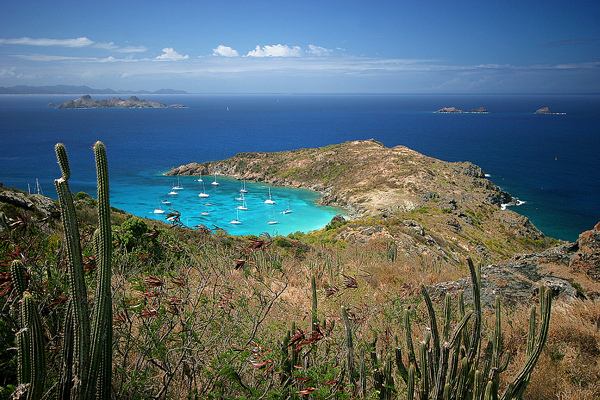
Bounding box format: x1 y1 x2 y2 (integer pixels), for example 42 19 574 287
0 0 599 93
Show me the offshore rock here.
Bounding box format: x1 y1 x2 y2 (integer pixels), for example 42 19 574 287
436 106 464 113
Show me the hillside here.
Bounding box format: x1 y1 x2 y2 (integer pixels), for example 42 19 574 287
167 139 557 266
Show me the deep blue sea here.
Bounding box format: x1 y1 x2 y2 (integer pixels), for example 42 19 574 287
0 94 598 241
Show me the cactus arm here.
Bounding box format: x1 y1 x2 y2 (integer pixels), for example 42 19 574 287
11 260 28 297
55 176 91 399
407 364 416 400
58 301 74 400
19 292 46 400
311 275 318 332
418 343 429 400
500 287 552 400
341 306 356 389
466 259 482 363
404 308 418 375
421 285 441 378
395 345 409 383
55 143 71 180
87 142 113 399
359 349 367 397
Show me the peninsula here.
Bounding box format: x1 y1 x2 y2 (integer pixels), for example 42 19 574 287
56 95 186 109
166 139 557 265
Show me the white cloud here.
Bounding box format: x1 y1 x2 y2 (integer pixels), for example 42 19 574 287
11 54 97 61
0 37 94 47
245 44 302 57
116 45 148 53
155 47 189 61
307 45 333 56
212 45 239 57
0 67 16 77
94 42 118 50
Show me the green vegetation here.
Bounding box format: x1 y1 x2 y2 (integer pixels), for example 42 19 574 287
1 142 598 399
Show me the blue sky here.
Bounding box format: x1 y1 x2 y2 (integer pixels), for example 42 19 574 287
0 0 598 93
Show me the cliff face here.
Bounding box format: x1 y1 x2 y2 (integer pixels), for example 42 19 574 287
167 139 557 264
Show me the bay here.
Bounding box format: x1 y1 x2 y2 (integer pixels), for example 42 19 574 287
1 93 598 241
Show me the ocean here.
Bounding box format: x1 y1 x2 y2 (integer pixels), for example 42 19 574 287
0 94 598 241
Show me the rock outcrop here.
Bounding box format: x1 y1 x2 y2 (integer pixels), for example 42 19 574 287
436 107 488 113
56 95 186 109
535 107 565 115
431 222 600 306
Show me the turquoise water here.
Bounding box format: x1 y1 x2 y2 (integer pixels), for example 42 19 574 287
110 172 341 236
1 94 599 241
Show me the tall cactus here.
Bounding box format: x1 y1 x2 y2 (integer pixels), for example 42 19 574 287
397 258 551 400
12 260 46 400
53 142 113 399
16 292 46 400
88 141 113 399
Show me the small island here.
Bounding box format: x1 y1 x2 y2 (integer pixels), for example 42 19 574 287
56 95 186 109
535 107 565 115
436 106 488 113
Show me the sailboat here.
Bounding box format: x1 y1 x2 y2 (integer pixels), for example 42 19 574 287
263 187 275 204
153 199 166 214
211 174 220 186
172 176 184 191
282 200 292 214
230 208 241 224
201 204 210 216
197 175 203 182
240 180 248 193
268 211 279 225
237 197 248 211
198 181 210 198
161 197 172 205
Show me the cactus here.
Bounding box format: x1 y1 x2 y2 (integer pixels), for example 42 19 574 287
15 292 46 400
11 260 28 297
396 258 551 400
53 142 113 399
341 306 357 392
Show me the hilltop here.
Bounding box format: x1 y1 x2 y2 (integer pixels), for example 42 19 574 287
167 139 558 266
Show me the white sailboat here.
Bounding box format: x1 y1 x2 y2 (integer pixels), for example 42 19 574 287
268 211 279 225
198 182 210 198
230 208 241 224
172 176 184 191
161 197 172 205
237 197 248 211
201 204 210 216
197 175 203 182
153 199 166 214
282 200 292 214
263 187 275 204
211 174 220 186
240 180 248 193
